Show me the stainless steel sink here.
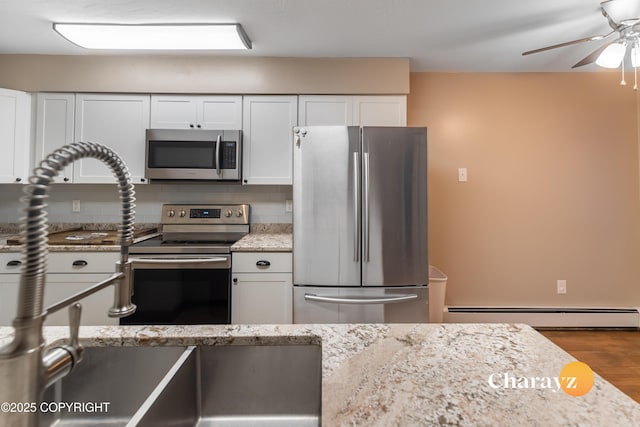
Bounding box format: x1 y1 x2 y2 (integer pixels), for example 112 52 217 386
39 344 322 427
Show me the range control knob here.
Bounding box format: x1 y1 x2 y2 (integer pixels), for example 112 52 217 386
167 210 175 217
236 210 244 217
179 210 187 218
225 209 233 218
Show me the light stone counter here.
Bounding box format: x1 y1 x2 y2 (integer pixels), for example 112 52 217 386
0 223 159 253
231 223 293 252
1 323 638 426
231 232 292 252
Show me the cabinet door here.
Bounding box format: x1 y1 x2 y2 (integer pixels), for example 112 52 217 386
231 273 292 324
150 96 198 129
0 88 31 184
151 95 242 129
0 275 19 326
44 274 119 326
0 272 117 327
34 93 75 183
199 96 243 129
298 95 353 126
74 94 150 184
242 96 297 185
353 95 407 126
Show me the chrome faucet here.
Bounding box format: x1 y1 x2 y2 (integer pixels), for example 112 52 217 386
0 141 137 427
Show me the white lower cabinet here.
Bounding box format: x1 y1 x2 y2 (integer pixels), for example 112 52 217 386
231 252 292 324
0 252 120 326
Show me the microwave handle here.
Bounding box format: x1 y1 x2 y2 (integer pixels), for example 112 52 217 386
215 134 222 175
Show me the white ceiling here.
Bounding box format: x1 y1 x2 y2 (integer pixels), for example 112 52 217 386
0 0 630 72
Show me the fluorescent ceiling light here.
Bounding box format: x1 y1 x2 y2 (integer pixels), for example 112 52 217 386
53 23 252 50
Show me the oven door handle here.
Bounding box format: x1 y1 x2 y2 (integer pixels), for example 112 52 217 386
129 257 228 265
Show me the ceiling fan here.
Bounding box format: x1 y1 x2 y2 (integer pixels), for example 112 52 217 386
522 0 640 69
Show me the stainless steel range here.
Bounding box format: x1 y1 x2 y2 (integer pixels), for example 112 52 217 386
121 203 250 325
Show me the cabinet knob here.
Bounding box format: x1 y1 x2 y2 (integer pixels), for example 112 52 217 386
197 124 201 129
140 178 146 182
15 177 22 182
189 124 195 128
72 260 88 267
256 260 271 267
233 277 238 284
63 177 70 182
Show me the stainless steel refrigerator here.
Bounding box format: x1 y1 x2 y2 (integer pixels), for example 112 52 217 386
293 126 428 323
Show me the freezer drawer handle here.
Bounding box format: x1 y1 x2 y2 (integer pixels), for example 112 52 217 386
256 260 271 267
304 293 418 305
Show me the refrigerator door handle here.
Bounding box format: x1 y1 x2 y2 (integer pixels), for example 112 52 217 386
304 293 418 305
353 151 360 262
363 152 370 262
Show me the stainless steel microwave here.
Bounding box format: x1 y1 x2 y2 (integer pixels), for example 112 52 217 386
145 129 242 182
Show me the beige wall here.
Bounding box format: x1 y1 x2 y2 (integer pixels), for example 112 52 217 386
0 55 409 94
408 72 640 307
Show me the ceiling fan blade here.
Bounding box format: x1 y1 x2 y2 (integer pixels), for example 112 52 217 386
522 34 609 56
571 42 613 68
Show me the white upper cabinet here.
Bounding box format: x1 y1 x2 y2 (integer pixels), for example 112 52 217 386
0 88 31 183
298 95 406 126
34 93 75 183
150 95 242 129
74 94 150 184
298 95 353 126
353 96 407 126
242 96 298 185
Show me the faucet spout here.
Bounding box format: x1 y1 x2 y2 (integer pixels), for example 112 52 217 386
0 141 136 427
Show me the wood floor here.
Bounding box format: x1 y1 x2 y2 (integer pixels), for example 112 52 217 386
538 329 640 403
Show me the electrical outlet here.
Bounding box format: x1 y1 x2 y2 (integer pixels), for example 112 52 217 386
285 200 293 212
72 200 81 213
557 279 567 295
458 167 468 182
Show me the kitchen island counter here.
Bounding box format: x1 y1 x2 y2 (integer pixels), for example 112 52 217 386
1 323 638 426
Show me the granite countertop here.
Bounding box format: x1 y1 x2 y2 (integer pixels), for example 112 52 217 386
231 223 292 252
0 223 291 253
230 232 292 252
0 223 161 252
0 323 638 426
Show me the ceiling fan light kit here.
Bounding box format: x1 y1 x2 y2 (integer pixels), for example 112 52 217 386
595 41 627 68
523 0 640 90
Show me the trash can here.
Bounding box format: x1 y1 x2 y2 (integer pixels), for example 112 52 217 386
428 265 448 323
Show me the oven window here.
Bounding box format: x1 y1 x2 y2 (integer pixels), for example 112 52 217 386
121 269 230 325
148 141 215 169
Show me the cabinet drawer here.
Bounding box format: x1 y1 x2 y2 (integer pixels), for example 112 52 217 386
0 252 119 274
0 253 23 273
47 252 120 274
232 252 292 273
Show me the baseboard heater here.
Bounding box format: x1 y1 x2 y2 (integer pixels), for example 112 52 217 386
444 307 640 328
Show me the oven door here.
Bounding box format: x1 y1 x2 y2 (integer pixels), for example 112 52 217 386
120 254 231 325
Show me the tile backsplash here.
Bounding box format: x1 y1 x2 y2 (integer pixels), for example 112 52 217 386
0 184 292 224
